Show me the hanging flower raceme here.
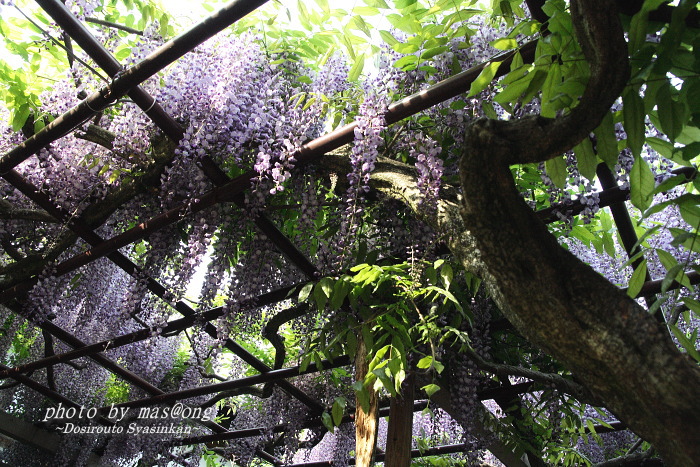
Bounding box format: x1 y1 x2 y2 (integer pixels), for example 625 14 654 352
332 78 390 268
411 133 444 212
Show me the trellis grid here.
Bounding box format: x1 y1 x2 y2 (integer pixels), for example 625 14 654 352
0 0 694 465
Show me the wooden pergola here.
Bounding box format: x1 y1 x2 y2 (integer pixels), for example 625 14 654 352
0 0 688 464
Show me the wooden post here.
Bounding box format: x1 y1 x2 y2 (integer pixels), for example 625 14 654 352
355 333 378 467
384 372 415 466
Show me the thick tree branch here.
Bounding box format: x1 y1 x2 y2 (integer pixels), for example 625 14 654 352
462 347 596 405
75 124 115 150
454 1 700 464
417 371 531 467
198 387 265 409
482 0 630 166
0 198 59 223
85 17 144 35
1 238 26 261
594 449 662 467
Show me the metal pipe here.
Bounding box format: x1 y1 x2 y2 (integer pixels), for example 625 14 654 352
0 285 297 379
3 1 321 408
0 169 320 408
107 356 351 410
36 0 186 142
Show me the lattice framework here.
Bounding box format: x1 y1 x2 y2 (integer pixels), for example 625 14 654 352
0 0 690 464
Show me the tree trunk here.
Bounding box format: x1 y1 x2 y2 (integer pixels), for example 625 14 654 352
455 121 700 465
355 333 378 467
384 373 415 467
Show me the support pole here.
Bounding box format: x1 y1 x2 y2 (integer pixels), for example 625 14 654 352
384 372 415 467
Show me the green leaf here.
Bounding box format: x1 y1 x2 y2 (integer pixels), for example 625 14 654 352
368 344 391 372
350 15 372 37
340 33 356 60
440 263 453 290
364 0 390 8
467 61 500 97
417 355 433 369
11 105 31 132
540 63 562 118
372 366 395 395
623 88 646 158
679 196 700 227
314 282 328 311
394 54 418 71
661 264 692 293
627 259 647 298
421 46 449 60
490 38 518 50
629 155 654 211
594 112 619 168
354 383 371 413
321 411 335 433
680 142 700 161
651 174 692 196
330 278 349 310
494 72 532 106
432 360 445 374
394 0 417 8
545 155 567 189
646 136 676 160
115 46 132 61
655 249 678 272
298 282 313 302
670 326 700 362
422 383 441 397
571 225 596 245
315 0 330 12
297 0 312 30
681 297 700 317
331 397 346 426
628 6 650 54
573 138 597 182
656 83 688 142
319 277 334 298
352 6 380 15
379 30 398 46
393 42 419 54
386 13 419 34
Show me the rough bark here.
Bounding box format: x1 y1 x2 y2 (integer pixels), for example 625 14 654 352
328 142 700 464
384 373 415 467
355 333 378 467
459 124 700 465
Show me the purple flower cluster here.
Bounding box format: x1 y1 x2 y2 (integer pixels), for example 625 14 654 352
410 133 444 211
313 54 351 96
349 83 388 193
333 78 389 266
65 0 100 21
24 264 62 323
